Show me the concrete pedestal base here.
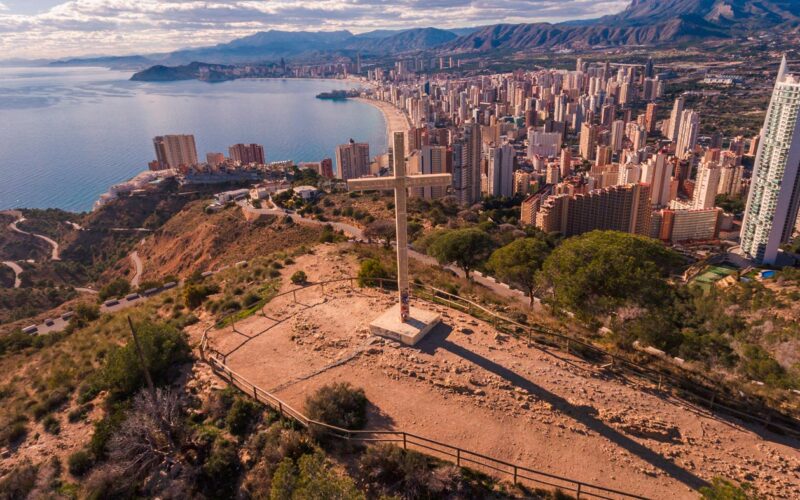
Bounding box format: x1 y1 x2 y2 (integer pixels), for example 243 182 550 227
369 304 441 346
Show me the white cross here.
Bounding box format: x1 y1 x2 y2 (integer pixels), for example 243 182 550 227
348 132 452 322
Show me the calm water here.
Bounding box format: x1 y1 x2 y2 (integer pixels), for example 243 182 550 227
0 67 386 212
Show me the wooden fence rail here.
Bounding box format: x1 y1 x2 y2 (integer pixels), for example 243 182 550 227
204 353 647 499
198 275 800 498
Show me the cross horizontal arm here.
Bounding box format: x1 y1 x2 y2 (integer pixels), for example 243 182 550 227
347 177 399 191
404 174 453 188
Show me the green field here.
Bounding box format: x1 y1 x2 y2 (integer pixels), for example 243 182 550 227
692 265 738 291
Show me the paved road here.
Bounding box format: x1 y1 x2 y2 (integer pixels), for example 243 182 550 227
239 201 530 307
7 214 61 260
2 261 23 288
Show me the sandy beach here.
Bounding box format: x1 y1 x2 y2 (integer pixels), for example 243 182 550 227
354 97 411 149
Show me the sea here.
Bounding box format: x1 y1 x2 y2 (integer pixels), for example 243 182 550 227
0 66 387 212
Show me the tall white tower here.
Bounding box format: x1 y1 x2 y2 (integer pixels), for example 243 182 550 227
741 57 800 264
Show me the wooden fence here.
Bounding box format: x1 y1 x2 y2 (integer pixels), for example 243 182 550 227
198 276 800 498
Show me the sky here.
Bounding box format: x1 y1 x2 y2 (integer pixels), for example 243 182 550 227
0 0 630 60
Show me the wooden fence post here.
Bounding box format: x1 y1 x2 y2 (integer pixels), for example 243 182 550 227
576 483 582 498
513 466 518 485
456 448 461 466
403 433 407 450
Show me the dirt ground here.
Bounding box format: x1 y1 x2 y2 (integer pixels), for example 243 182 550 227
202 246 800 499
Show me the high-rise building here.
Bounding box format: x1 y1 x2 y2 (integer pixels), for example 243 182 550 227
645 102 658 134
611 119 626 152
675 109 699 159
656 208 722 243
229 143 265 165
534 183 652 237
560 148 572 178
514 170 532 196
527 127 561 159
641 153 672 207
667 96 685 142
717 164 743 198
741 57 800 264
415 145 448 199
335 139 371 180
153 134 198 169
579 123 599 161
462 123 483 204
320 158 334 179
692 161 721 210
488 143 514 198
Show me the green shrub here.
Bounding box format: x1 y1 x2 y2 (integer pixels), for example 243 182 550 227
67 403 93 423
700 477 758 499
357 259 390 288
42 414 61 434
0 460 38 499
290 271 307 285
1 418 28 446
226 397 262 437
98 279 131 301
67 450 94 477
271 451 364 500
32 388 71 420
100 321 191 400
184 283 220 309
201 438 241 498
740 345 793 388
304 383 367 433
243 292 261 307
0 331 34 356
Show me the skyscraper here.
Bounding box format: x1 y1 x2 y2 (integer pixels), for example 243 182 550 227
153 134 198 169
667 96 685 142
462 123 483 205
229 143 265 165
487 143 514 198
579 123 598 161
611 119 626 152
741 57 800 264
692 161 721 210
645 102 658 134
675 109 699 160
415 145 447 199
641 153 672 207
336 139 371 180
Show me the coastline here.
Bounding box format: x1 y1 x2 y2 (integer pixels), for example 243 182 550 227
353 97 411 151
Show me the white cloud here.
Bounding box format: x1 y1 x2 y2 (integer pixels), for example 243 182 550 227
0 0 630 59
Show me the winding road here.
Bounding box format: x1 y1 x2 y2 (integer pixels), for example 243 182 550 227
2 261 23 288
6 211 61 260
129 250 143 288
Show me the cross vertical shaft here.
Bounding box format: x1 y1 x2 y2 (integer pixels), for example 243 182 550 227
347 131 451 323
393 132 411 321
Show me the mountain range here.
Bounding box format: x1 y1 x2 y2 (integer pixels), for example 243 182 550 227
51 0 800 69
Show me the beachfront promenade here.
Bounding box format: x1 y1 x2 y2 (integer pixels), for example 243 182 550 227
355 97 412 148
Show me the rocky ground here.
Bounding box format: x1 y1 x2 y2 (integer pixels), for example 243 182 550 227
201 246 800 499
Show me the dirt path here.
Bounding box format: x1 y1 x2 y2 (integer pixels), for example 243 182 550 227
2 261 22 288
129 242 144 288
204 248 800 499
7 214 61 260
